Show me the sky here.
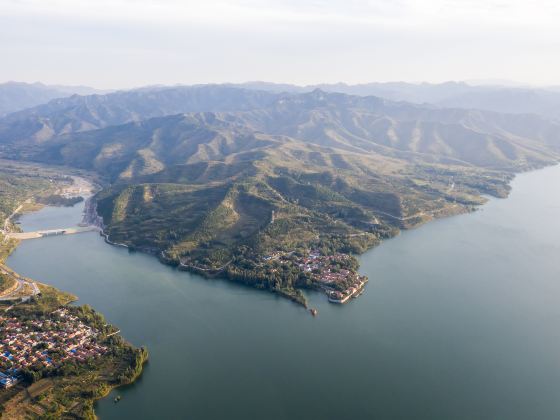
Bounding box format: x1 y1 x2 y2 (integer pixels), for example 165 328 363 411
1 0 560 89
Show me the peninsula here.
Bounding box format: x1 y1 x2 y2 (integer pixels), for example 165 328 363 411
1 86 554 308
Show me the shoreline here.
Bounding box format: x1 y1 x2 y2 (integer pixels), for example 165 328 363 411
90 178 503 309
10 162 547 309
0 176 148 419
87 163 560 312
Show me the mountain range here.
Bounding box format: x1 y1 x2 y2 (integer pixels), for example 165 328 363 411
1 86 558 172
233 81 560 119
0 83 558 304
0 81 106 117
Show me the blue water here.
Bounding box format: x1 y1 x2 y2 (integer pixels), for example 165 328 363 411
7 164 560 419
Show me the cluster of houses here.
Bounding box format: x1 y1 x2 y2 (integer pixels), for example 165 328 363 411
296 251 368 303
0 308 107 388
325 277 368 304
259 249 369 304
297 251 353 284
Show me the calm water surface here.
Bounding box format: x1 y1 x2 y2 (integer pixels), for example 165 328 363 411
7 165 560 420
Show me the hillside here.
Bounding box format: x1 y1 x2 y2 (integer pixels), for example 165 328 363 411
0 82 103 117
237 81 560 119
0 86 559 305
3 90 560 173
0 160 72 224
0 85 278 148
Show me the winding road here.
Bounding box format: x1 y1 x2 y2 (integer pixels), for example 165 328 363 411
0 263 39 302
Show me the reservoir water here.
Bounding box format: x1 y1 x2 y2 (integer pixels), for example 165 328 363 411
7 165 560 419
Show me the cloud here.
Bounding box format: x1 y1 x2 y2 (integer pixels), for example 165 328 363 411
1 0 559 87
2 0 559 26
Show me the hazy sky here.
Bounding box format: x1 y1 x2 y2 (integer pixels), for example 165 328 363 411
1 0 560 89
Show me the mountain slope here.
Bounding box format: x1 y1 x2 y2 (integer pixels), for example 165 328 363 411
0 81 104 117
0 85 279 146
227 91 560 169
1 86 558 306
30 104 515 264
236 81 560 119
11 90 558 174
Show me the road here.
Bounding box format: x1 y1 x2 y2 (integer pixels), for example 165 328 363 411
2 201 27 233
0 263 40 302
374 203 461 222
6 226 99 240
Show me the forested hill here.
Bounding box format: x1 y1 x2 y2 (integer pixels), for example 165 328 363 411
0 85 559 305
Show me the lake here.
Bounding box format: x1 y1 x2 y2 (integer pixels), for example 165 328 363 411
7 164 560 419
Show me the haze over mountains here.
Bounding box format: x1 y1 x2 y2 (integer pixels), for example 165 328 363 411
235 81 560 119
0 82 106 117
4 80 560 121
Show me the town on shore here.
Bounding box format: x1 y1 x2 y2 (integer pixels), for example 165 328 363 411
1 308 108 389
0 174 147 418
0 281 147 418
264 250 369 304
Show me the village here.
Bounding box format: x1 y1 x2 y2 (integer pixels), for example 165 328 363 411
0 308 108 389
262 250 368 304
294 250 368 304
